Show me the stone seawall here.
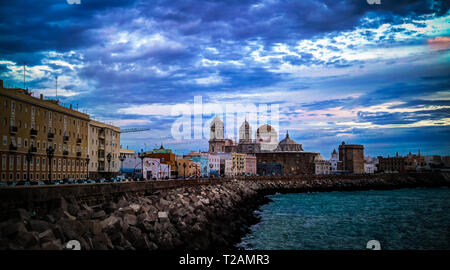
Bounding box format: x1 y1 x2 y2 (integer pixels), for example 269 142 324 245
0 173 448 250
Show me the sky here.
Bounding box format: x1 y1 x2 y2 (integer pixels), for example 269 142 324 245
1 0 449 158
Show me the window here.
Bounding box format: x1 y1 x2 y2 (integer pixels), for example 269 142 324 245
2 155 6 170
9 156 14 170
17 173 20 181
1 173 5 181
2 136 6 146
9 173 13 180
23 173 27 180
36 174 39 180
24 122 27 129
37 141 40 149
17 137 21 147
24 139 28 147
16 156 21 170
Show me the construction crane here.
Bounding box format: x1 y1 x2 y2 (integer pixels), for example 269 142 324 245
120 128 150 133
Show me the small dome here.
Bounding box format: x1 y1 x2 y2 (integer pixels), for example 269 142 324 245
314 154 325 161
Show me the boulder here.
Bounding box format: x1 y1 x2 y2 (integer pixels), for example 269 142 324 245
77 210 91 220
64 211 77 221
38 229 56 243
157 212 169 223
41 239 63 250
118 206 135 215
2 221 27 237
14 231 40 248
129 204 141 213
123 214 137 226
117 198 129 208
100 216 120 231
15 208 31 222
92 210 106 219
125 226 143 246
29 220 52 233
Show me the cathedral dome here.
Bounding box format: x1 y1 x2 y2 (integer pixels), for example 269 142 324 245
278 130 297 145
276 131 303 152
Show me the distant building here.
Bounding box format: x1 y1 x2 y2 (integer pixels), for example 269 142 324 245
121 153 142 175
364 156 378 174
424 155 444 170
232 153 246 176
378 150 425 173
245 155 257 175
147 144 176 177
176 158 194 178
378 152 405 173
257 162 283 176
442 156 450 168
314 154 331 175
208 153 220 177
192 156 209 177
88 120 121 179
143 158 170 180
275 131 303 152
0 80 90 181
224 159 233 177
329 149 339 172
338 142 364 174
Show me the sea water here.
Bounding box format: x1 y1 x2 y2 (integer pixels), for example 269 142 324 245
237 187 450 250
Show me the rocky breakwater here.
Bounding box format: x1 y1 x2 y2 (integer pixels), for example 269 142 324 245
0 180 268 250
0 173 448 250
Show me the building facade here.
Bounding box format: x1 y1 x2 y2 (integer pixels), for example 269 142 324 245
1 80 90 181
245 154 257 175
143 157 171 180
147 145 176 177
338 142 364 174
257 162 283 176
329 149 339 172
314 154 331 175
88 120 121 179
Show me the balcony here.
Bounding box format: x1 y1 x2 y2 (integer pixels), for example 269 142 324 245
30 146 37 153
47 132 54 140
10 126 18 134
9 144 17 152
30 129 38 138
63 135 69 142
98 129 105 139
63 150 69 156
76 137 82 144
76 152 82 157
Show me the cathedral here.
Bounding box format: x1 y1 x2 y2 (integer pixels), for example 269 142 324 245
208 116 323 175
208 116 303 154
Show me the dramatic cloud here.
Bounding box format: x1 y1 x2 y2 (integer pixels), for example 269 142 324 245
1 0 449 157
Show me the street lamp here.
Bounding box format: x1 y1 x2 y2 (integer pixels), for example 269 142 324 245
119 153 126 175
138 149 145 180
106 153 112 179
86 155 90 179
46 146 54 182
25 148 33 182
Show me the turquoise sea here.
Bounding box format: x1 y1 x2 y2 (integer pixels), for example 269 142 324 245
237 187 450 250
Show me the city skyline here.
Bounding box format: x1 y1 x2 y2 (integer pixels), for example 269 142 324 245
1 0 449 157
